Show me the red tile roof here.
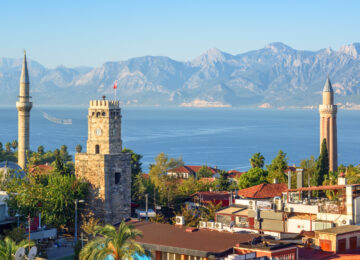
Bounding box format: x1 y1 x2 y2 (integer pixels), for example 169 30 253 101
198 177 216 183
237 183 287 199
228 170 245 179
131 221 257 256
168 165 218 175
190 191 230 201
287 184 351 192
29 164 54 175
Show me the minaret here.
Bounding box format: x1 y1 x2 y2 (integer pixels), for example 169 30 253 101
319 76 337 172
16 51 32 169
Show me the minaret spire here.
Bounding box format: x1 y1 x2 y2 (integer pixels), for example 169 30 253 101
16 50 32 169
319 76 338 172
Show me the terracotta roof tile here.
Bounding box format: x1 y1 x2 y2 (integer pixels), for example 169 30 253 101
237 183 287 199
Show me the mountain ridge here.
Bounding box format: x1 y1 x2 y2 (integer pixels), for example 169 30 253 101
1 42 360 108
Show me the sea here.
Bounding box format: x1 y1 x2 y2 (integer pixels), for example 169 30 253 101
0 107 359 172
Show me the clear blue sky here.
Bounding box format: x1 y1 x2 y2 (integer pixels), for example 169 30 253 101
1 0 359 68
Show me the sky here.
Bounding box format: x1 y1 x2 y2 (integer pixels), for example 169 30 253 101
1 0 360 68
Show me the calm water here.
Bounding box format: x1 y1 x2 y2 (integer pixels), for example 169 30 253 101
0 107 359 171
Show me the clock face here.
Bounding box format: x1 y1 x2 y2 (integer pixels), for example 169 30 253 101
96 128 102 136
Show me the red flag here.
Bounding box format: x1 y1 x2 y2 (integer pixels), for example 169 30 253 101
113 80 117 89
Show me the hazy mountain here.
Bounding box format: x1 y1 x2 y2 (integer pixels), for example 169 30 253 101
1 42 360 107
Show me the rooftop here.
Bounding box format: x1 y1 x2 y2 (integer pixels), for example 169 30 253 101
238 183 287 199
168 165 218 175
190 191 230 202
217 207 248 216
287 184 359 192
315 225 360 235
131 221 257 258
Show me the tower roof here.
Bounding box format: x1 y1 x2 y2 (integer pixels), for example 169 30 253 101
20 50 29 84
323 76 333 92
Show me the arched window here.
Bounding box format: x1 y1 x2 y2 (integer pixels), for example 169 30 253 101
95 145 100 154
96 112 100 117
102 112 106 116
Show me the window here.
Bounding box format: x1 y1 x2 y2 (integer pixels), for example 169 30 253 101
102 112 106 116
115 172 121 184
95 145 100 154
96 112 100 117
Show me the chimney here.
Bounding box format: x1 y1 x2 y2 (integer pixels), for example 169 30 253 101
338 172 347 185
296 169 304 188
273 178 279 184
288 171 291 189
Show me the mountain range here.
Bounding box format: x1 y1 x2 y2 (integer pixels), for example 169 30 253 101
1 42 360 108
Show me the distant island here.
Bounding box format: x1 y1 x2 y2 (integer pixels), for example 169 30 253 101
1 42 360 108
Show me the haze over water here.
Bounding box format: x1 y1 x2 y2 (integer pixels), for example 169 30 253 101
0 107 359 171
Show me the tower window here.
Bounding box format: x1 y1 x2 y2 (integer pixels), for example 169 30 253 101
95 145 100 154
102 112 106 116
92 112 95 116
96 112 100 117
115 172 121 184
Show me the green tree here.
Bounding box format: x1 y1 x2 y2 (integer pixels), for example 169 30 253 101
149 152 183 187
76 144 82 153
200 201 223 221
250 152 265 168
0 237 35 260
300 156 317 187
60 145 71 162
79 222 148 260
196 165 213 178
323 171 338 200
173 205 201 227
312 139 329 187
345 165 360 184
5 173 88 228
122 148 143 201
0 142 3 151
37 145 44 155
5 142 11 153
237 168 268 189
266 150 288 183
11 140 17 151
216 170 230 191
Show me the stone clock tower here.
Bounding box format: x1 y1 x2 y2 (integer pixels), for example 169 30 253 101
75 97 131 224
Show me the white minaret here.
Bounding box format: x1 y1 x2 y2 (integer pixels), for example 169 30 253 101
16 51 32 169
319 76 338 172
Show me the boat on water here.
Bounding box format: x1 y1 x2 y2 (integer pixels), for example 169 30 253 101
43 112 72 125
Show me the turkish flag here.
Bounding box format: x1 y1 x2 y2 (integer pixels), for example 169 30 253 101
113 80 117 89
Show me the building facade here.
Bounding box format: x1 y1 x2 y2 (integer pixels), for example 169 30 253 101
16 51 32 169
75 98 131 224
319 77 338 172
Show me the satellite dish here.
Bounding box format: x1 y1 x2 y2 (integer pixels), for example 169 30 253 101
14 247 25 260
28 246 37 260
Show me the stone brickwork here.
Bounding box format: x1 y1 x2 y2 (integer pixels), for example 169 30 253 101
75 98 131 224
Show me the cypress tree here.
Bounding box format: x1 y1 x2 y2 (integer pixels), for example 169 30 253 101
312 138 329 186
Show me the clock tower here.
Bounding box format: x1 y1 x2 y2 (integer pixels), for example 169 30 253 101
75 96 131 224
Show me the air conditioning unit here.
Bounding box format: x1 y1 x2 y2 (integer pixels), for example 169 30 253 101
207 222 215 229
284 207 293 213
175 216 185 225
341 219 352 225
199 221 207 229
215 222 223 229
275 198 283 211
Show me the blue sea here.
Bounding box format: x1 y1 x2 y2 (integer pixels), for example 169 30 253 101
0 107 359 172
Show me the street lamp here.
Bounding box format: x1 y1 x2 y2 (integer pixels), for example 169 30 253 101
74 199 85 243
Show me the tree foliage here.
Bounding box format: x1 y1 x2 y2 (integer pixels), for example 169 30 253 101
0 237 35 260
266 150 288 183
250 152 265 168
149 152 183 187
312 139 329 187
79 222 148 260
196 165 213 178
237 167 268 189
216 170 230 191
5 173 88 228
122 148 143 201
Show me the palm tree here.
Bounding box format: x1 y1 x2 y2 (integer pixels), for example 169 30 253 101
37 145 45 155
0 236 34 260
0 142 3 152
250 152 265 168
11 140 18 151
79 221 148 260
5 142 11 153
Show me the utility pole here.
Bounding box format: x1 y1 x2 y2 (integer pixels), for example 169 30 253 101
145 194 148 221
154 188 157 214
75 199 78 243
28 213 31 249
